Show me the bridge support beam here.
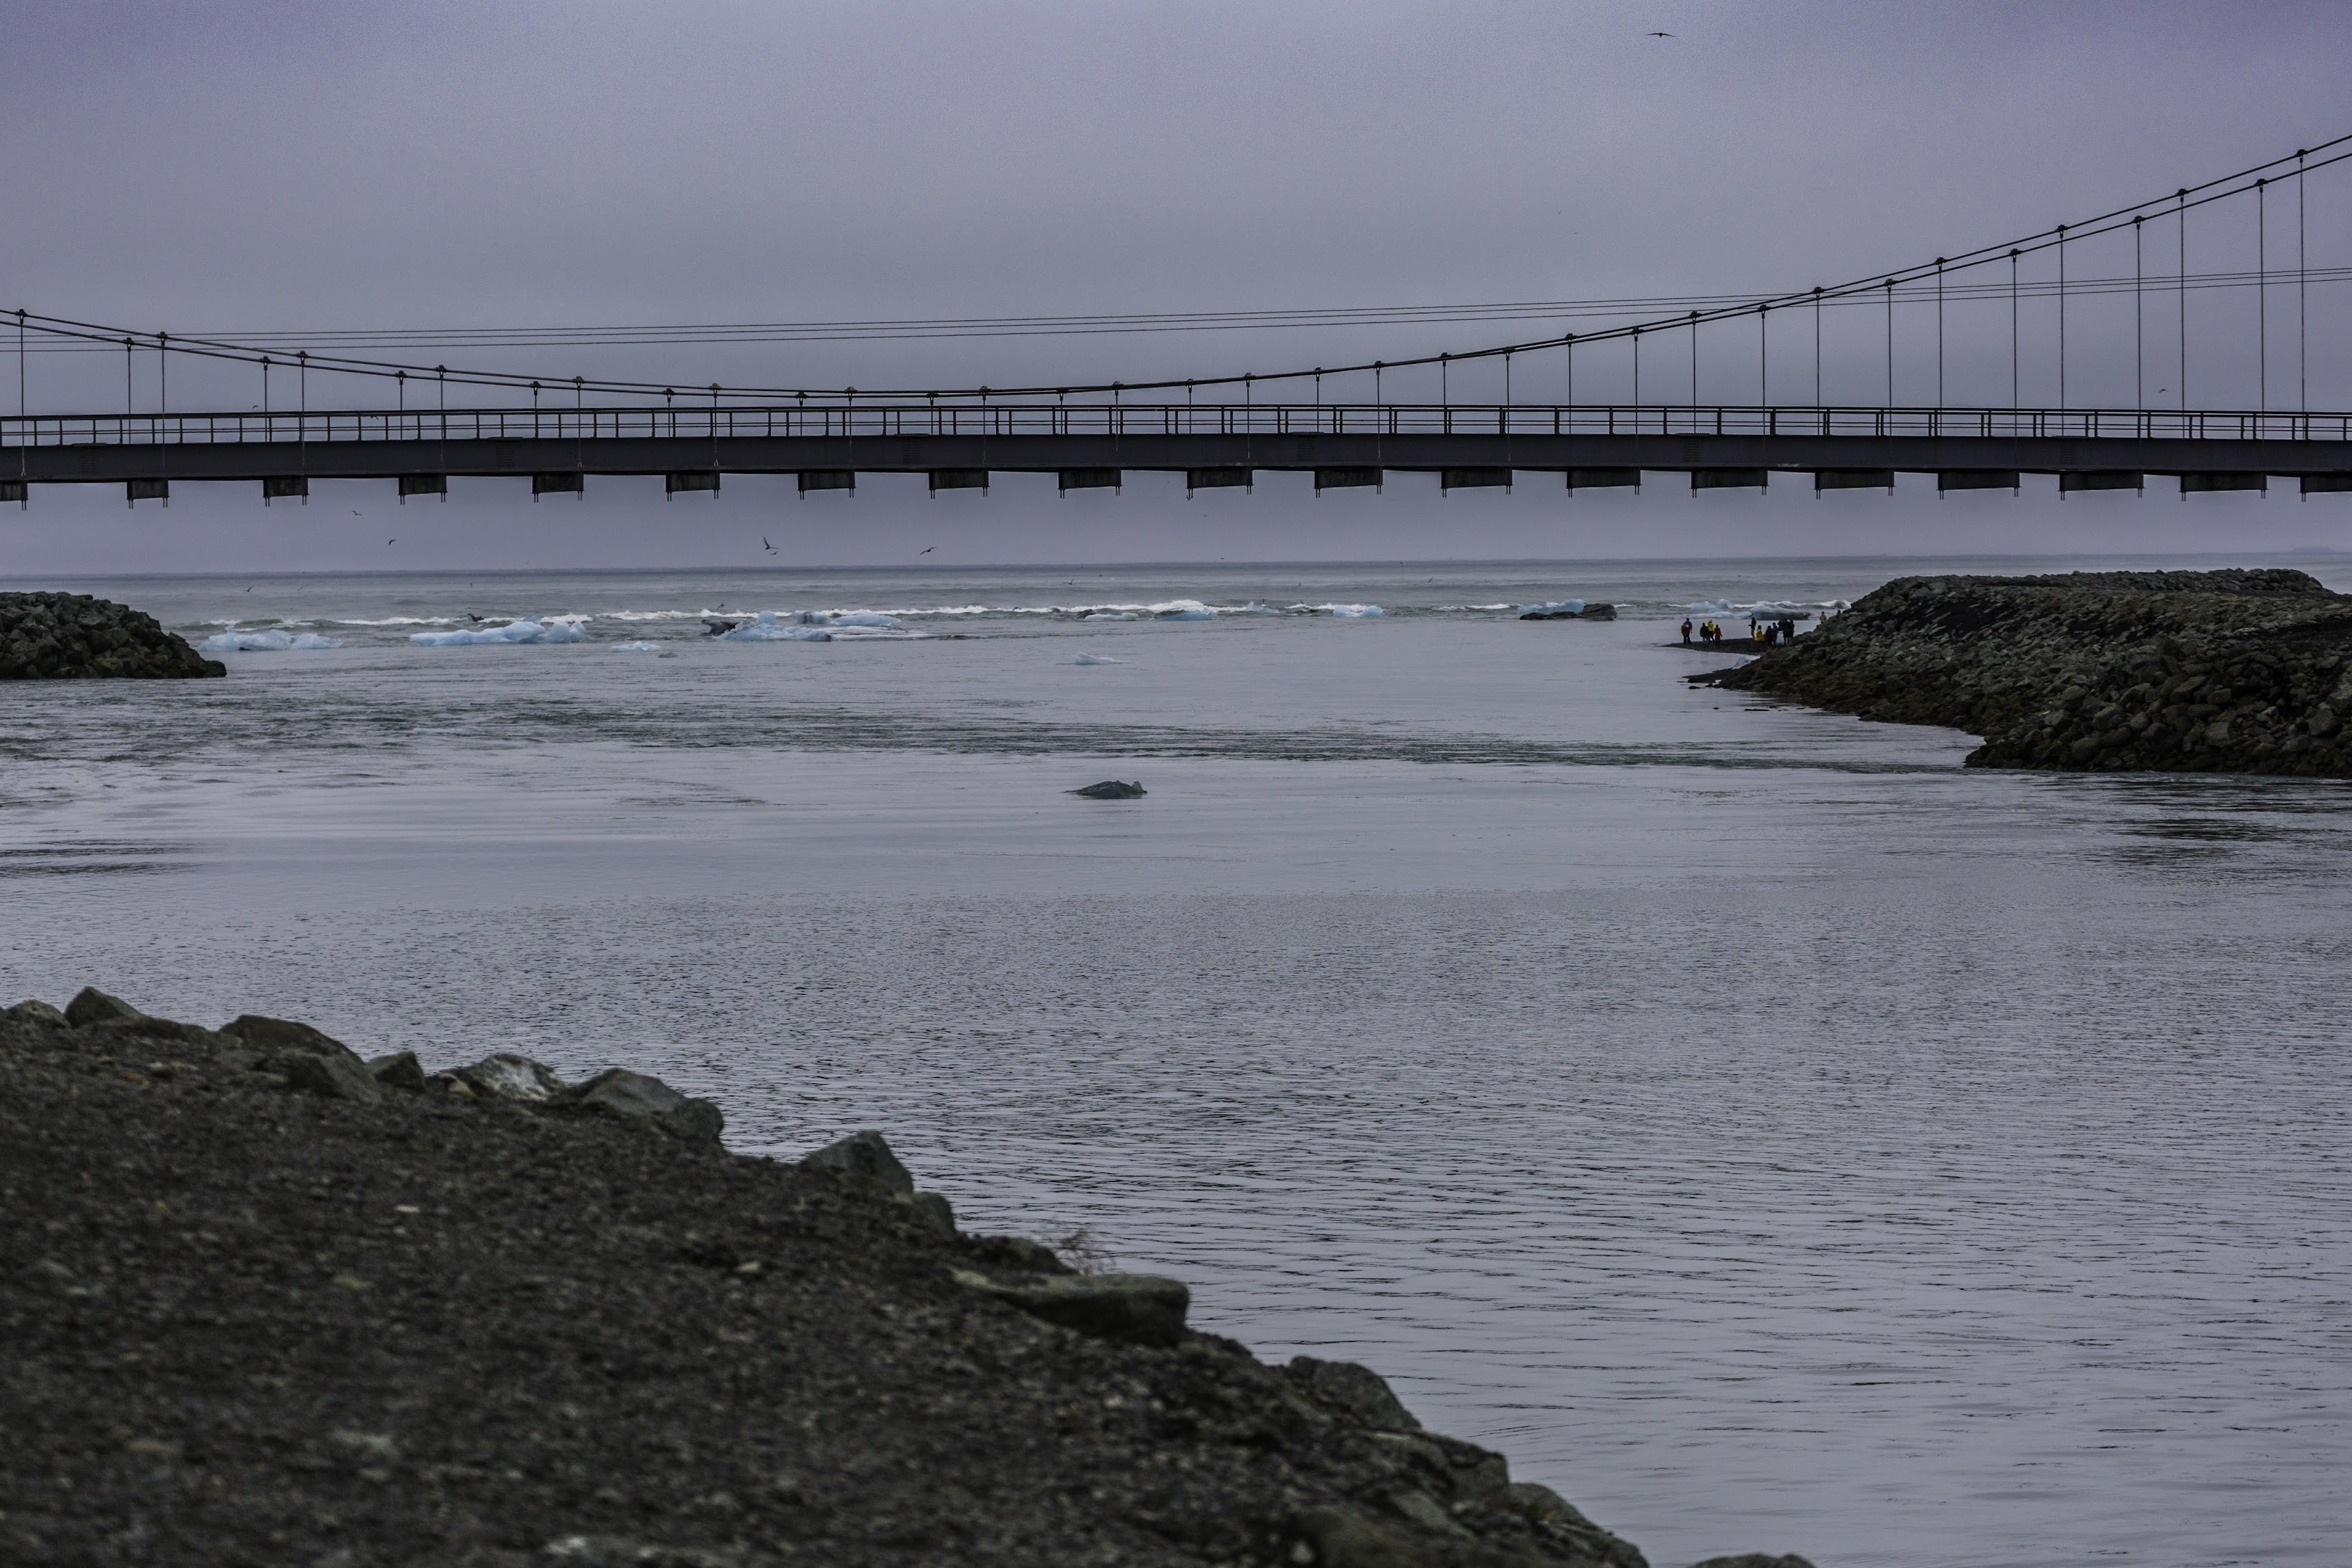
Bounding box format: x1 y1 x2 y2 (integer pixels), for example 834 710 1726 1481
2178 472 2266 494
0 479 24 508
1441 467 1512 493
798 470 854 495
2302 473 2352 494
126 478 167 507
262 475 308 506
1314 467 1381 494
532 472 584 499
1693 469 1768 492
1565 468 1639 492
2060 471 2143 495
665 470 721 497
1058 468 1119 494
928 469 989 495
1186 467 1250 497
398 474 447 503
1938 470 2021 495
1816 469 1895 493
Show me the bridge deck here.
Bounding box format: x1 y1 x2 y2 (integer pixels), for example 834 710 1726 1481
6 404 2349 485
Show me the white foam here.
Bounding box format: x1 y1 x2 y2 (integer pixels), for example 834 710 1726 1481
1082 611 1138 622
609 640 663 652
1156 600 1218 621
1072 653 1123 665
200 629 343 652
409 617 588 647
1311 603 1384 618
1227 601 1286 616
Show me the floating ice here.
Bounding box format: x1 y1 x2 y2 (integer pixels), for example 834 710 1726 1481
201 629 292 652
609 640 662 652
820 611 901 629
1156 600 1218 621
1072 653 1123 665
289 632 341 649
1082 611 1139 622
1518 599 1585 616
719 611 832 642
1317 604 1384 618
409 617 587 647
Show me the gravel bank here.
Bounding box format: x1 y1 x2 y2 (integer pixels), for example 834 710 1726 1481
1698 569 2352 774
0 592 223 679
0 989 1812 1568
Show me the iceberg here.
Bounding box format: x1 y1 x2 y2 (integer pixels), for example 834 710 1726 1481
409 617 588 647
609 640 662 652
1518 600 1585 617
1072 653 1123 665
1318 604 1384 618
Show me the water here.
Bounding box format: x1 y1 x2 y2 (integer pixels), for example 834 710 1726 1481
5 557 2349 1568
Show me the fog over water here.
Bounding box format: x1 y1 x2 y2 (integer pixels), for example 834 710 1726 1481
5 557 2349 1568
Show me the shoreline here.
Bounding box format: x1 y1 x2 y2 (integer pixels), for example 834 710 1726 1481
1 988 1810 1568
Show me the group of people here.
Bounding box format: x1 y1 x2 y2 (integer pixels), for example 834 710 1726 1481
1680 614 1801 647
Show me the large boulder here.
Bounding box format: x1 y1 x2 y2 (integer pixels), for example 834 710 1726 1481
800 1129 913 1192
457 1053 567 1102
1287 1355 1422 1430
557 1067 724 1145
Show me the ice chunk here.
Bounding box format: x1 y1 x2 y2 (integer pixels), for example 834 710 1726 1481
1156 600 1218 621
1318 604 1383 618
1082 611 1139 622
289 632 341 649
201 629 294 652
1072 653 1123 665
609 640 662 652
409 617 587 646
721 611 832 641
825 611 901 629
1516 599 1584 617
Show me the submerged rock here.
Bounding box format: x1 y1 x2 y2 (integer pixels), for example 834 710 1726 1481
1 592 226 679
1700 569 2352 777
1069 780 1147 799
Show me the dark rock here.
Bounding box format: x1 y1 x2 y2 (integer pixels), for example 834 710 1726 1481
366 1051 428 1091
953 1269 1191 1347
1689 1557 1819 1568
967 1234 1074 1275
800 1129 914 1192
0 591 225 679
906 1190 956 1233
1069 780 1146 799
279 1050 383 1104
558 1067 725 1145
1698 569 2352 777
457 1053 567 1102
5 999 66 1028
221 1015 351 1055
1288 1355 1422 1430
64 988 146 1028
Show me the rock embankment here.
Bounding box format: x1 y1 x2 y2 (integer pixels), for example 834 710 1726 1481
0 988 1812 1568
1 591 224 679
1698 569 2352 775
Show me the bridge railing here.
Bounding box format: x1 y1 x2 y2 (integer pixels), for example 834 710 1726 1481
1 403 2348 447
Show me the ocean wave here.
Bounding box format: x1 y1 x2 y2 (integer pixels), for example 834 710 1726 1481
199 629 342 652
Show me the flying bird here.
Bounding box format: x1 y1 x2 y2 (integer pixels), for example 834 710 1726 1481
919 546 934 554
762 535 776 553
1646 30 1675 37
387 538 396 545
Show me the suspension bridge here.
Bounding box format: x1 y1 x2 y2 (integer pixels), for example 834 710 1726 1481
6 137 2351 508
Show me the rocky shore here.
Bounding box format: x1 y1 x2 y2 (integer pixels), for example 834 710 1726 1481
1698 569 2352 775
1 592 224 679
0 990 1810 1568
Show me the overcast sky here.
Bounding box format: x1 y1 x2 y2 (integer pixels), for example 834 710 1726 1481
3 0 2348 574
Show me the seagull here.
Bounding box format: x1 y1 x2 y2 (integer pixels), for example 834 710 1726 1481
919 546 934 554
387 538 396 545
1646 30 1674 37
762 535 776 553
